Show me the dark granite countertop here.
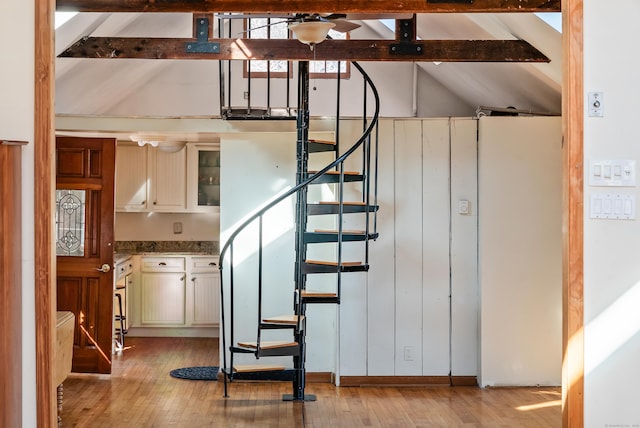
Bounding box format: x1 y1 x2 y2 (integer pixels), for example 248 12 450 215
115 240 219 255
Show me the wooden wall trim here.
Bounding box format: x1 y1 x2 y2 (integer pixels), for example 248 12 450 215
339 376 477 387
35 0 57 426
0 144 23 428
562 0 584 427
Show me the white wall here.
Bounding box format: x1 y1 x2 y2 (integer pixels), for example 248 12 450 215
220 131 339 371
1 1 36 426
584 2 640 426
478 116 562 386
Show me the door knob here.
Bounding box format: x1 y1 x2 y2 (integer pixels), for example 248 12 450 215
95 263 111 273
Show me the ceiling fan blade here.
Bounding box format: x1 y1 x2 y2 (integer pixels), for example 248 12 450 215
239 20 289 35
330 19 361 33
216 13 294 20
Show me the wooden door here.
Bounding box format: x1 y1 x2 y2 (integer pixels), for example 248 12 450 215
56 136 115 374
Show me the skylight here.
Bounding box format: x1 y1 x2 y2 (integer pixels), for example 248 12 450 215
536 13 562 32
55 12 78 29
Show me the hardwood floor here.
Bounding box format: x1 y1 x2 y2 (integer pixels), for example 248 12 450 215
60 337 561 427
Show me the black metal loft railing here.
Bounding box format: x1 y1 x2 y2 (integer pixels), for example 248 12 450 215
218 17 296 120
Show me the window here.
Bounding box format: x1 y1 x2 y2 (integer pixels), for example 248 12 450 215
245 18 350 79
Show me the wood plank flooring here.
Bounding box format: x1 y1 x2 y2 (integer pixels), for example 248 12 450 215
59 337 561 427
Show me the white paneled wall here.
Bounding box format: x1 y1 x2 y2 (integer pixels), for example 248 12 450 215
338 118 478 378
450 119 479 376
219 117 561 384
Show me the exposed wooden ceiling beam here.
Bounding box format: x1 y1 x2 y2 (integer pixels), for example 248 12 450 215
56 0 561 14
59 37 549 62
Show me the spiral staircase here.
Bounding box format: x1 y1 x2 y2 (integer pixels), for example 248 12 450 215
218 59 380 401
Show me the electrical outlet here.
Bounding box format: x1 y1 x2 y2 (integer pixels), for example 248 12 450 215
173 222 183 234
403 346 414 361
243 91 249 100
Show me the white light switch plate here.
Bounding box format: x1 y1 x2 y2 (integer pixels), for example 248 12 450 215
589 160 636 187
590 192 636 220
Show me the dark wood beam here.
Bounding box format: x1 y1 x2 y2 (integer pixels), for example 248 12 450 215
59 37 549 62
56 0 561 13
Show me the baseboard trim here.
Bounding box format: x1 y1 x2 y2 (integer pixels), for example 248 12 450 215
216 371 332 383
215 371 477 387
339 375 478 387
127 326 218 338
307 372 333 383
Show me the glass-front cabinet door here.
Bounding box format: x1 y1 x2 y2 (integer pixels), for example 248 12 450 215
186 143 220 212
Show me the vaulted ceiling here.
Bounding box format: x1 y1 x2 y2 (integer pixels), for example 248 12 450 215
55 2 561 120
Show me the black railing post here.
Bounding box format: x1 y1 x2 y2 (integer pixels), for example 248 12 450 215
291 60 310 401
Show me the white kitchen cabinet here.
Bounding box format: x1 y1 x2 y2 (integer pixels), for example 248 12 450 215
190 272 220 325
189 256 220 326
148 146 187 211
140 271 186 325
135 256 219 330
139 256 186 325
116 142 217 213
186 144 220 213
115 144 148 211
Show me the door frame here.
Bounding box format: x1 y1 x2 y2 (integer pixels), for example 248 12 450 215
33 2 585 428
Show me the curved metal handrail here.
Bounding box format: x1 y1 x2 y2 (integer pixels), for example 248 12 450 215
218 61 379 267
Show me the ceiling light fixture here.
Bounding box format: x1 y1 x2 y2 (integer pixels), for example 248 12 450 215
288 21 335 48
129 135 187 153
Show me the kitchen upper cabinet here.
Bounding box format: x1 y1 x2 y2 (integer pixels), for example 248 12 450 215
116 142 217 213
186 144 220 213
115 144 148 211
148 146 187 211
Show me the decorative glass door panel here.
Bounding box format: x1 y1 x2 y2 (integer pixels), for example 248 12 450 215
55 189 86 256
197 150 220 207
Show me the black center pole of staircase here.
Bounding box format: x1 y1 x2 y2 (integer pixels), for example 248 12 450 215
286 60 315 402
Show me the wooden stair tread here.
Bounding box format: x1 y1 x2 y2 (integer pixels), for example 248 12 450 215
237 340 298 349
318 201 366 206
309 170 361 176
263 314 305 325
234 364 286 373
300 290 338 298
313 229 365 234
305 260 363 267
309 139 336 145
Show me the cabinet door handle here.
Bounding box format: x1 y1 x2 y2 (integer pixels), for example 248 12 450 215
159 262 167 266
180 276 185 281
191 277 196 282
209 262 217 266
141 200 146 205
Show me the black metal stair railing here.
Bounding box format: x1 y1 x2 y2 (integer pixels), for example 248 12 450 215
219 60 380 399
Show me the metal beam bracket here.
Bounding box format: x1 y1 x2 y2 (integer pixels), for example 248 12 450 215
391 18 424 56
389 44 424 55
185 18 220 54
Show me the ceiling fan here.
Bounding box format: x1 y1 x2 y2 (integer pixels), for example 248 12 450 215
218 13 412 47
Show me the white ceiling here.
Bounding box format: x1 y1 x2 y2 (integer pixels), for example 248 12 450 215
55 12 561 121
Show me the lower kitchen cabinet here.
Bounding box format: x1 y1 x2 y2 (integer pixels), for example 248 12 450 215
141 272 186 325
132 255 219 333
191 272 220 325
